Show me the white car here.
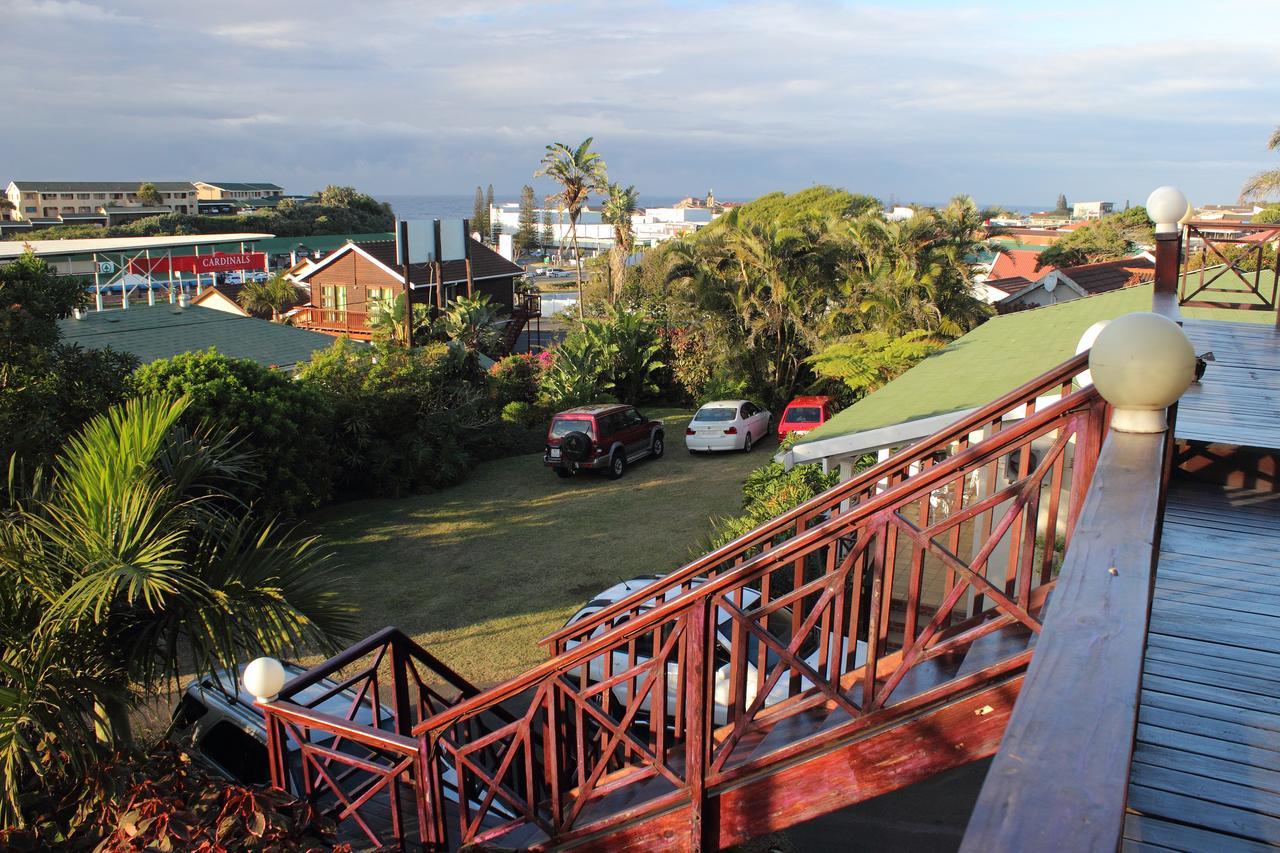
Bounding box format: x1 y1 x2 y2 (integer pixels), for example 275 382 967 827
564 576 866 727
685 399 772 453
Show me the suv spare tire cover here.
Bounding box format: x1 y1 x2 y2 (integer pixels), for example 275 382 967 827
561 431 592 461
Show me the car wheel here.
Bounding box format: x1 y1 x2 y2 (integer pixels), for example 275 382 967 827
555 466 572 479
608 452 626 479
651 433 665 458
743 432 754 453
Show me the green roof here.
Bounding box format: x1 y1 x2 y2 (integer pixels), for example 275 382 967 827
250 232 393 255
797 284 1276 447
59 304 344 370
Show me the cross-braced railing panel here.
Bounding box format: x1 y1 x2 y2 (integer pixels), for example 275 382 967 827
543 353 1094 658
1180 222 1280 311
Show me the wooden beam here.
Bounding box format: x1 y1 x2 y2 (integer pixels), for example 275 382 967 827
960 429 1168 853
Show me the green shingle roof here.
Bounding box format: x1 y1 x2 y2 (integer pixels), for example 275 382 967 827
797 284 1275 447
58 304 343 370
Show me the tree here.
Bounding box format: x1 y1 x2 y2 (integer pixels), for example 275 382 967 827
236 272 303 321
136 182 162 206
436 293 506 354
536 137 609 316
485 184 496 242
540 207 554 253
515 185 539 257
603 183 639 303
472 186 487 239
366 292 431 348
1240 126 1280 202
0 395 355 826
1036 205 1153 269
1055 193 1069 213
807 329 940 397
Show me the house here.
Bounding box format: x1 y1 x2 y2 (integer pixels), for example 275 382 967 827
979 249 1053 302
57 303 343 370
287 238 527 340
996 255 1155 311
190 283 251 316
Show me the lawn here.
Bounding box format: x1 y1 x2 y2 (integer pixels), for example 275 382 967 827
306 408 772 687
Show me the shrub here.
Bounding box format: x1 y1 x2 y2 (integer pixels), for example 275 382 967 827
299 340 486 497
490 353 542 405
130 351 335 515
538 335 610 408
0 744 342 850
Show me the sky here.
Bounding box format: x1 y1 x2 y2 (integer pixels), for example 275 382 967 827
3 0 1278 207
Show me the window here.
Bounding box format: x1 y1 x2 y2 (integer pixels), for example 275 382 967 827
61 206 74 213
23 192 36 199
367 286 395 313
170 695 207 730
94 193 105 199
694 406 736 423
23 206 35 213
783 407 822 424
624 408 644 426
199 721 268 784
549 418 594 439
78 206 90 213
111 193 122 199
741 403 758 417
76 192 90 199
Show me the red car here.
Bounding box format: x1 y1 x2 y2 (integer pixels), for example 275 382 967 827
777 395 835 440
545 404 664 479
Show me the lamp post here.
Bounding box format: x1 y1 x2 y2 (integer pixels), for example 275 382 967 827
1088 312 1195 433
1146 186 1188 300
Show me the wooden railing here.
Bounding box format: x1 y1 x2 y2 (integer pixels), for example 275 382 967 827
1179 221 1280 312
543 352 1094 657
407 384 1109 850
961 424 1170 852
292 306 371 336
260 628 485 849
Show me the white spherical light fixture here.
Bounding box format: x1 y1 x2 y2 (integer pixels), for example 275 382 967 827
243 657 287 702
1178 199 1194 227
1074 320 1110 387
1088 312 1195 433
1146 186 1188 234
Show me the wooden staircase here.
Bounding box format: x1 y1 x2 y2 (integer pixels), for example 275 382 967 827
496 292 542 356
260 353 1112 851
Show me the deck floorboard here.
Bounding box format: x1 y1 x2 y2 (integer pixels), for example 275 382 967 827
1123 478 1280 851
1175 320 1280 450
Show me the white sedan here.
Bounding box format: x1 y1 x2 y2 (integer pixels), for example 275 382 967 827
685 400 771 453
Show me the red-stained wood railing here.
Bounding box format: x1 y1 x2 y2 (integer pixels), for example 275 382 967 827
960 426 1170 852
1179 220 1280 313
407 385 1109 851
542 352 1094 658
292 306 372 336
260 627 486 849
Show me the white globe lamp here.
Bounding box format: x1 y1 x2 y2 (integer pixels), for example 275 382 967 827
1074 320 1110 387
1146 186 1188 235
1178 199 1194 227
243 657 287 703
1088 312 1195 433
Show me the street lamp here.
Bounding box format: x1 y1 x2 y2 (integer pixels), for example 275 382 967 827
243 656 287 703
1088 312 1195 433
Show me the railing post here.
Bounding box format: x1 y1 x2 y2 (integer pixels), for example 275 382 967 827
1154 228 1181 302
420 731 449 851
684 602 713 853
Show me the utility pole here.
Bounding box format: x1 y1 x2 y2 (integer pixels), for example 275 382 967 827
398 220 414 347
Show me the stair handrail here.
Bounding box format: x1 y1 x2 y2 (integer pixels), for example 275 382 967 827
415 385 1100 739
542 351 1092 655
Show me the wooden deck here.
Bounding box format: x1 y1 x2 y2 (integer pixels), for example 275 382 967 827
1123 479 1280 850
1177 319 1280 450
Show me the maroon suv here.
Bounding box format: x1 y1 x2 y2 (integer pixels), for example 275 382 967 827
545 404 664 479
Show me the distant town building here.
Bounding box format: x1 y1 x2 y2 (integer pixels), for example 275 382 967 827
4 180 198 224
194 181 284 202
489 200 725 255
1071 201 1115 220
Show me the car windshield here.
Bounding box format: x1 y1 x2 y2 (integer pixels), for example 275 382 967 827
550 418 594 438
694 407 737 422
713 607 821 667
784 406 822 424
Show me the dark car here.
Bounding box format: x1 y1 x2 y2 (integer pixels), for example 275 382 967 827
545 404 664 479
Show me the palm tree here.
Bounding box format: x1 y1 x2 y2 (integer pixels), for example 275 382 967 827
536 138 608 316
135 182 162 207
1240 126 1280 202
603 183 639 303
0 396 355 826
237 272 303 321
437 293 507 353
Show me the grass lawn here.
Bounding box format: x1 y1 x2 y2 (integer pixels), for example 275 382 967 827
306 408 772 687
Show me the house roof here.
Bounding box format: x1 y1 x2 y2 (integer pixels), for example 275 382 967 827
989 249 1052 281
9 181 197 193
292 239 525 288
985 275 1034 295
787 283 1277 464
1059 256 1154 295
196 181 284 192
190 283 250 315
58 304 341 370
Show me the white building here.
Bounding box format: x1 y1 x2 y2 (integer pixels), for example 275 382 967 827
488 203 721 255
1071 201 1115 220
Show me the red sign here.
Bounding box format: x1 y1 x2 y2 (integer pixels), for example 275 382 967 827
128 252 266 275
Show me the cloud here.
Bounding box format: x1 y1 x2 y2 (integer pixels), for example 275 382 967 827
2 0 1278 204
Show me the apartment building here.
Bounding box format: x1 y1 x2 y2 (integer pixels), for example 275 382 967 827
194 181 284 201
4 180 198 222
